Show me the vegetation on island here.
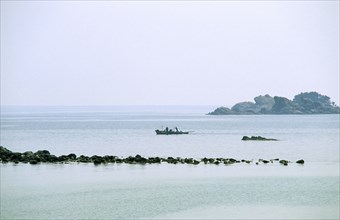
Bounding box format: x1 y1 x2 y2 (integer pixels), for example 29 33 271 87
208 92 340 115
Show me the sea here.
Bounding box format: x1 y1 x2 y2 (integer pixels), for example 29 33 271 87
0 105 339 219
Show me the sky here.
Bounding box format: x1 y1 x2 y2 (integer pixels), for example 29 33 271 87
1 1 339 106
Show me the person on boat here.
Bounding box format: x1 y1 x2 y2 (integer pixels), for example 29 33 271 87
175 127 179 132
165 127 169 132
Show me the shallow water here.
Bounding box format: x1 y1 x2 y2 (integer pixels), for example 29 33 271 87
1 163 339 219
0 106 339 219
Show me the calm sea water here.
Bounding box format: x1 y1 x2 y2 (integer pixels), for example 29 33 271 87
1 106 339 219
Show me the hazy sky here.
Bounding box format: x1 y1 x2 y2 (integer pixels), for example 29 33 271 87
1 1 339 106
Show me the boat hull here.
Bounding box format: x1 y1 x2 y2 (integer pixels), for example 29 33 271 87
155 130 189 135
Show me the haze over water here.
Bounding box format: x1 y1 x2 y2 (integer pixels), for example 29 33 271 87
1 0 339 218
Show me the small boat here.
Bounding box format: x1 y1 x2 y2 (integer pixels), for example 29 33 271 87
155 127 190 135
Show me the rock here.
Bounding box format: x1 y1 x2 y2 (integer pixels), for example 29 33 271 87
67 153 77 160
47 155 58 162
293 92 340 114
77 155 90 163
58 155 69 162
201 157 209 164
232 102 260 114
224 159 234 165
178 158 185 164
10 152 22 161
207 107 234 115
29 160 38 165
193 160 200 165
208 158 215 164
103 155 117 163
23 151 34 156
135 155 147 164
0 146 13 160
33 150 52 162
279 160 289 166
148 157 161 163
271 96 300 114
166 157 176 163
240 159 251 164
124 156 137 164
242 136 277 141
229 158 237 163
184 158 194 164
296 159 305 164
254 95 275 113
115 158 123 163
93 159 102 165
262 160 270 164
242 136 250 140
35 150 50 156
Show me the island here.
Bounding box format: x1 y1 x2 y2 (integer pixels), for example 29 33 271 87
208 92 340 115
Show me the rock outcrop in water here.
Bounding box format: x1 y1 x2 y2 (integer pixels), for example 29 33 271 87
0 146 302 166
242 136 278 141
208 92 340 115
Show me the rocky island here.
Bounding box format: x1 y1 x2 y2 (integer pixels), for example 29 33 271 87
208 92 340 115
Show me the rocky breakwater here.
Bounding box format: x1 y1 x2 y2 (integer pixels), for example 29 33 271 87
0 146 304 166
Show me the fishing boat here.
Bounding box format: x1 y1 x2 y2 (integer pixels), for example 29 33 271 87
155 127 190 135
